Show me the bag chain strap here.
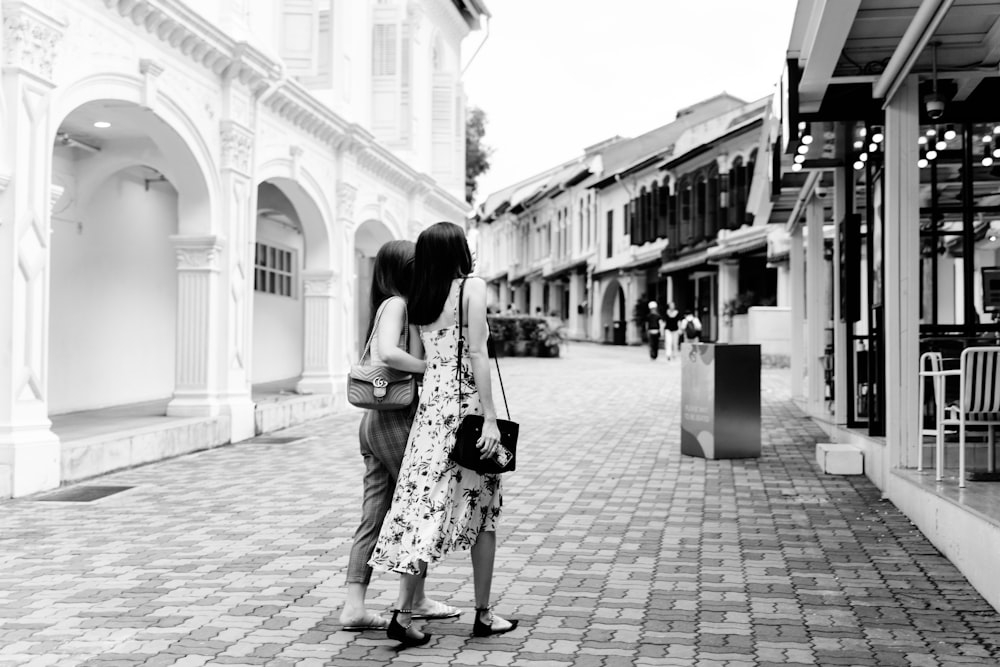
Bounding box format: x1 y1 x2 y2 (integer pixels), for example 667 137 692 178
457 278 511 420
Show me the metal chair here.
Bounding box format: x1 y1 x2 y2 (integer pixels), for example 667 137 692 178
917 351 944 474
938 346 1000 487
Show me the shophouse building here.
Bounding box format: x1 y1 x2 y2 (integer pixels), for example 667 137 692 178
771 0 1000 611
0 0 487 498
475 93 782 348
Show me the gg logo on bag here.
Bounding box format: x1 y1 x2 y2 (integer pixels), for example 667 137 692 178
372 376 388 399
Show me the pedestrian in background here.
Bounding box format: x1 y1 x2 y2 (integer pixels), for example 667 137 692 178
369 222 518 648
645 300 665 360
341 240 459 632
680 310 703 344
663 302 680 360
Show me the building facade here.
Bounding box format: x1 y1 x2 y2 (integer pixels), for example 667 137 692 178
771 0 1000 612
0 0 487 497
474 93 781 349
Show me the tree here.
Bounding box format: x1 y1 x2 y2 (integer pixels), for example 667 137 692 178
465 106 494 204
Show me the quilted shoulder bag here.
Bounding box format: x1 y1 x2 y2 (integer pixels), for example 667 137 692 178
346 297 417 410
449 279 518 474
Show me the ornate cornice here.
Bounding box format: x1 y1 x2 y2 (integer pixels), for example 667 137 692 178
2 1 66 81
100 0 281 93
99 0 467 217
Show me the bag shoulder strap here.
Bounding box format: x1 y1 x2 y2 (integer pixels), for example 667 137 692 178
457 278 511 420
359 296 406 364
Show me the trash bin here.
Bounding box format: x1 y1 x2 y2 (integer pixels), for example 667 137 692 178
680 343 761 459
612 320 626 346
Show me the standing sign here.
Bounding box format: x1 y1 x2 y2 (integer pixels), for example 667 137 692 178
681 343 761 459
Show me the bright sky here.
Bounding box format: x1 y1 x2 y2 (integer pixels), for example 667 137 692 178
461 0 799 205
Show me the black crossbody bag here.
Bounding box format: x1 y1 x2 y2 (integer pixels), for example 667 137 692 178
449 279 518 474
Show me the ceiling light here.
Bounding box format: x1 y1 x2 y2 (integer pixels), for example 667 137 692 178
918 158 929 168
794 154 806 164
854 140 864 149
926 128 937 136
853 160 865 171
797 144 809 155
801 134 814 145
871 127 884 143
926 149 938 160
869 143 878 153
944 125 957 140
983 157 994 167
990 234 998 242
859 153 868 162
93 121 111 129
791 163 803 172
918 136 928 145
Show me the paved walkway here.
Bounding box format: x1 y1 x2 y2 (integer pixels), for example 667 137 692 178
2 344 1000 667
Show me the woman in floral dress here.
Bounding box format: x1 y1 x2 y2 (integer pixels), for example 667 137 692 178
369 222 518 648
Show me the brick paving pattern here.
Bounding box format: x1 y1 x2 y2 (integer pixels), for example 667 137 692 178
2 343 999 666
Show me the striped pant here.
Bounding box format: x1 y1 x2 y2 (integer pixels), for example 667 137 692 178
345 403 415 585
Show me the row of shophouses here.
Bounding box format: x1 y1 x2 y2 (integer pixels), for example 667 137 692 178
472 0 1000 613
471 92 787 360
0 0 488 497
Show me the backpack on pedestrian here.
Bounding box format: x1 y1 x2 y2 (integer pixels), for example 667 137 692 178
684 317 702 340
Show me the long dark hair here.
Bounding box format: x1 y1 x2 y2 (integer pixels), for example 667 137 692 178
365 239 416 342
408 221 473 325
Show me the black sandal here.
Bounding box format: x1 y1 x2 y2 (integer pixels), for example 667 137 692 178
387 609 432 648
472 606 519 637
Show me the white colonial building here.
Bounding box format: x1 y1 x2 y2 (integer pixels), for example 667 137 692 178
0 0 488 497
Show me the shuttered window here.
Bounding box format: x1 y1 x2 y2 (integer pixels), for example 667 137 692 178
373 24 397 76
254 243 296 298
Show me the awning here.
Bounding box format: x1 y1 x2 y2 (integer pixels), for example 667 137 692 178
543 257 588 280
659 249 712 275
707 233 769 261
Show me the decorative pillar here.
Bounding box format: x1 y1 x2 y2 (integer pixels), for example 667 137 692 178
884 77 921 471
789 224 805 399
338 180 358 375
568 271 586 339
0 2 65 497
832 164 848 423
529 280 544 315
298 270 339 394
215 115 256 441
806 197 827 416
167 235 224 418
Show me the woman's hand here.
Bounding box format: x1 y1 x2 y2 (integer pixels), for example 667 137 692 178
476 417 502 460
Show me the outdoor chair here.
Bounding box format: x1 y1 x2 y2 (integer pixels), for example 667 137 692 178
935 346 1000 488
917 351 944 474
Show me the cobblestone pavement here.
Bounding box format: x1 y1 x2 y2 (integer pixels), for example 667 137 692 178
2 343 1000 667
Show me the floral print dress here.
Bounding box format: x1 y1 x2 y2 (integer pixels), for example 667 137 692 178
368 288 502 576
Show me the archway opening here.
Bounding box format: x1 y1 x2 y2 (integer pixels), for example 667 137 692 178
48 99 208 414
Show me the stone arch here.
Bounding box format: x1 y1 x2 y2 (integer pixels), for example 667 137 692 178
50 73 217 236
600 278 627 344
256 159 334 271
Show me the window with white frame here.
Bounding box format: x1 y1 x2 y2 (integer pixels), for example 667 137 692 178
254 242 296 298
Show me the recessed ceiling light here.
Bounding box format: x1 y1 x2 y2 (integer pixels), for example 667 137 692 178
93 121 111 129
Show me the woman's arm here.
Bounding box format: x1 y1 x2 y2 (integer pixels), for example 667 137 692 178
464 278 502 459
376 297 426 373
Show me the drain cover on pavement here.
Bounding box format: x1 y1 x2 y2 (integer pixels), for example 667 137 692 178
36 486 134 502
244 436 305 444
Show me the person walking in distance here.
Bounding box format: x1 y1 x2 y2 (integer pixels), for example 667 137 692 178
340 240 460 632
663 302 680 360
645 301 665 360
369 222 518 648
680 309 703 344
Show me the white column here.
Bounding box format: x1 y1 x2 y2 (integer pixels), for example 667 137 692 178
777 264 790 307
337 181 358 375
0 3 65 497
168 236 224 418
806 197 827 416
790 225 805 398
529 280 544 314
216 118 256 442
568 272 585 339
832 167 848 423
884 77 921 470
298 270 338 394
717 260 739 343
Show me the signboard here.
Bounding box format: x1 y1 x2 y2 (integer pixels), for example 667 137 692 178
984 267 1000 313
680 343 761 460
